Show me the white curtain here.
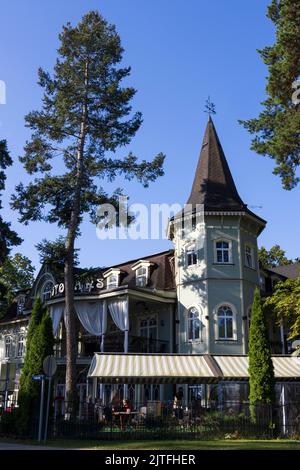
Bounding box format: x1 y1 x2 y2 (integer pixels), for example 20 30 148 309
49 304 64 336
75 300 107 338
108 298 129 352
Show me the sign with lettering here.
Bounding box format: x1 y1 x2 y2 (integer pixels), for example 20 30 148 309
50 278 105 298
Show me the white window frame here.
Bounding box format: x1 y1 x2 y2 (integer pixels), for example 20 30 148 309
245 244 255 269
186 244 198 267
17 296 26 315
214 303 237 341
103 269 121 289
41 280 54 302
17 335 25 358
107 274 119 289
214 239 232 264
187 306 202 342
5 336 12 358
132 260 153 288
136 267 148 287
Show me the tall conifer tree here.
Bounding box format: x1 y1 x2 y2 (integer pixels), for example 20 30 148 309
11 11 165 402
18 301 54 433
239 0 300 190
0 140 21 264
248 288 275 421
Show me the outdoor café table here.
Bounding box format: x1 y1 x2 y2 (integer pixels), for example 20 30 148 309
112 411 140 430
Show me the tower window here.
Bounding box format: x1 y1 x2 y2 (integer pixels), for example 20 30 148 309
186 244 197 266
217 305 234 340
215 240 231 263
188 307 201 341
245 245 254 268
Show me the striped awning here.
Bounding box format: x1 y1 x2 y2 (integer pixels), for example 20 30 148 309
88 353 218 384
87 353 300 383
213 355 300 381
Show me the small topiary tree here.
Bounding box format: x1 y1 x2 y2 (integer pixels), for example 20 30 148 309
248 287 275 422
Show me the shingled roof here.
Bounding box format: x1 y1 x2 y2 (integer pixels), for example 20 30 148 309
271 262 300 279
187 116 247 211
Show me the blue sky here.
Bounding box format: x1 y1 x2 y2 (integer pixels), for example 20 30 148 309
0 0 299 271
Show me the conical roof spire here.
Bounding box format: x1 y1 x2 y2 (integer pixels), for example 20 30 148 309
187 117 246 211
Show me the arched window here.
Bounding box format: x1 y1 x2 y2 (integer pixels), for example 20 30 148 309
217 305 234 340
214 240 231 263
5 336 12 358
41 281 54 302
186 244 197 267
17 335 25 357
188 307 201 341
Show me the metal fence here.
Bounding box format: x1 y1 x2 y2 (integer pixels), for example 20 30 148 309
1 400 300 440
48 400 300 440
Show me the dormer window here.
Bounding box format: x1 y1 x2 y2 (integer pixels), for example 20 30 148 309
186 244 197 267
136 267 148 287
132 260 153 288
214 240 232 264
107 274 118 289
103 269 121 289
17 296 26 315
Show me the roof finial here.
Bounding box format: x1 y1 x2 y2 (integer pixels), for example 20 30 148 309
204 96 216 118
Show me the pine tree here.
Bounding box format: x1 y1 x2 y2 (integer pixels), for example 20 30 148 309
0 253 35 317
239 0 300 190
0 140 22 264
11 11 165 403
248 288 275 421
17 301 54 433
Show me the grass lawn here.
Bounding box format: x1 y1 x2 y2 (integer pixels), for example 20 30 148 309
1 438 300 450
47 439 300 450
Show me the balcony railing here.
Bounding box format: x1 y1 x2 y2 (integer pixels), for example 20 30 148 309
54 332 170 359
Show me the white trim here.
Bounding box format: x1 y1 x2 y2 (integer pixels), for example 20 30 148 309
135 266 149 287
34 272 56 298
214 302 238 341
213 238 233 264
185 243 198 267
131 260 153 271
185 305 203 343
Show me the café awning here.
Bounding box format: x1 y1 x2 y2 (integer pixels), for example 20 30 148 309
88 353 218 384
88 353 300 383
213 355 300 381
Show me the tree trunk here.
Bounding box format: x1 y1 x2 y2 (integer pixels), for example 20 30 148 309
64 60 89 409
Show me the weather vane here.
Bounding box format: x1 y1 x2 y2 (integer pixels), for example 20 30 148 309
204 96 216 117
